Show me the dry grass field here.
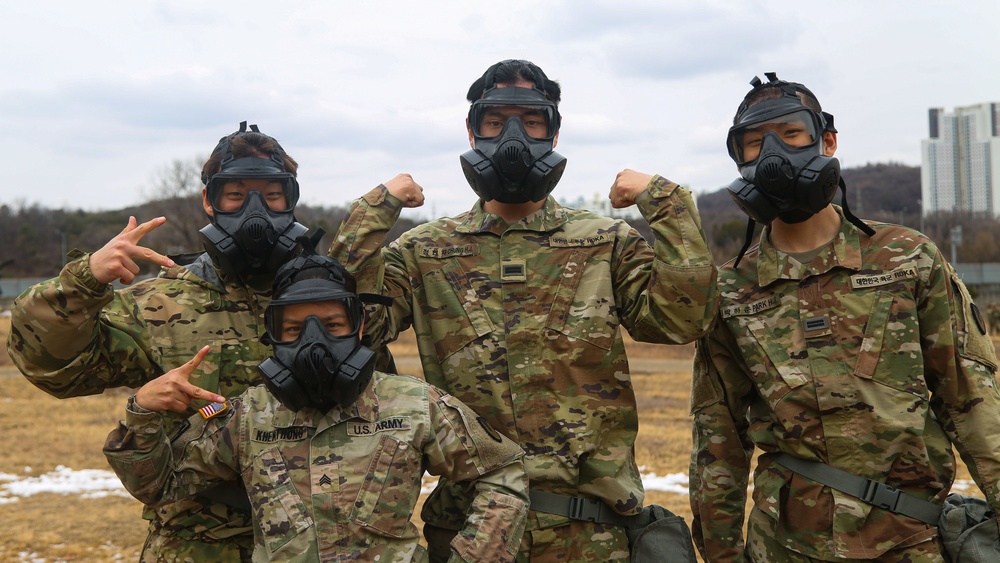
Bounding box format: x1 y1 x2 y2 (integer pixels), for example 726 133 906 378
0 315 986 562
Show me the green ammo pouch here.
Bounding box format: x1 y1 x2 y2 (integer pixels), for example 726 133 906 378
625 504 698 563
938 493 1000 563
528 491 696 562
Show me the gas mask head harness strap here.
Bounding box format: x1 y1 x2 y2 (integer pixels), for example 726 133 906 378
258 236 386 413
199 121 307 276
726 73 874 268
460 61 567 204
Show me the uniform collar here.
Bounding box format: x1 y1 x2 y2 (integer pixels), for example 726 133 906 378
756 205 864 286
456 196 569 236
269 372 381 431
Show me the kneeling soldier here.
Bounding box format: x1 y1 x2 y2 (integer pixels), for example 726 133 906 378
105 248 528 562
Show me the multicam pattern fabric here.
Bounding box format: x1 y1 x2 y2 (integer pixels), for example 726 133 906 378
6 251 273 561
689 206 1000 562
104 372 529 563
330 176 717 554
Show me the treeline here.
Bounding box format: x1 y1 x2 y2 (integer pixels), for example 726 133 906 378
0 158 423 279
1 162 997 279
0 200 367 278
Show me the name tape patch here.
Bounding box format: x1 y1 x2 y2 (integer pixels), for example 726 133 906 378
348 417 411 436
253 427 309 443
851 265 917 289
549 233 614 247
418 245 476 259
721 295 781 318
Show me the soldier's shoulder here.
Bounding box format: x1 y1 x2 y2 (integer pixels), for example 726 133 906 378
126 256 222 301
858 222 942 269
558 208 624 234
125 274 217 305
372 371 431 406
400 215 467 241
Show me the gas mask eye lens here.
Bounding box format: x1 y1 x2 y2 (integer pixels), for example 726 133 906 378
728 109 821 165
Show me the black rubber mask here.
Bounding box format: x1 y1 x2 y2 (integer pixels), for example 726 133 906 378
460 86 566 203
259 315 375 413
727 112 841 226
200 188 307 277
724 74 873 267
199 122 307 276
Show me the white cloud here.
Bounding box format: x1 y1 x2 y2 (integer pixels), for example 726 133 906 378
1 1 998 217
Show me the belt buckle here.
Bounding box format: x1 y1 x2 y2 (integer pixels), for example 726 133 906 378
861 479 901 511
567 496 603 522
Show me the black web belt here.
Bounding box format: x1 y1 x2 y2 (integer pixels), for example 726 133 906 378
528 490 644 529
773 453 942 525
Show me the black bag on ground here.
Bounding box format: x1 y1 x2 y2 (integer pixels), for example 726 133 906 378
938 493 1000 562
625 504 697 563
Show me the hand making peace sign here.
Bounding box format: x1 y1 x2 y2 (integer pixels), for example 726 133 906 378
135 346 226 413
89 216 176 285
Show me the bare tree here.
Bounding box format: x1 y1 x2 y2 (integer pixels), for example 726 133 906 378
142 157 208 255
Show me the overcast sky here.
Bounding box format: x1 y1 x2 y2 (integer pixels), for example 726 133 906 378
2 1 998 220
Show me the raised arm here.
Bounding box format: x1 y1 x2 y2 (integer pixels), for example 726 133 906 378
7 217 176 397
609 171 718 344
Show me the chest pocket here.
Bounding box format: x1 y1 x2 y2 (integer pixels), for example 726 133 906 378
350 434 423 537
544 243 618 350
417 246 496 362
245 447 314 555
847 285 929 397
723 294 808 396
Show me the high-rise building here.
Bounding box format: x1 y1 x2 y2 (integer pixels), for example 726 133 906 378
921 102 1000 216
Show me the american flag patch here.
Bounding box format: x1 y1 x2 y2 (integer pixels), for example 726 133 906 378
199 402 229 419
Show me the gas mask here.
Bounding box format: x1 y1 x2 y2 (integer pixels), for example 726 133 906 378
727 109 841 226
258 253 377 412
460 86 567 204
725 73 874 267
199 122 308 276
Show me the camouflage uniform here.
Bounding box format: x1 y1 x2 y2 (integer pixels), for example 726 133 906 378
689 206 1000 562
6 251 271 561
331 176 718 560
104 371 529 563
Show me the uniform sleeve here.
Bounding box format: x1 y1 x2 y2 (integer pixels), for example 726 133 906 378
422 387 528 563
328 185 414 348
920 252 1000 513
6 252 157 397
103 398 242 507
615 175 718 344
689 323 757 563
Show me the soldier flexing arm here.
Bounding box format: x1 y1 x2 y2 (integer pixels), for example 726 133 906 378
331 59 716 562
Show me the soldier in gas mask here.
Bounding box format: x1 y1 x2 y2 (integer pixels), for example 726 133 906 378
688 74 1000 561
329 59 718 561
105 251 529 562
8 122 311 561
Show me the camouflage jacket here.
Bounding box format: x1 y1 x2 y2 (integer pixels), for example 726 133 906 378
6 251 272 545
690 207 1000 561
105 372 529 563
331 177 717 529
7 251 270 399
